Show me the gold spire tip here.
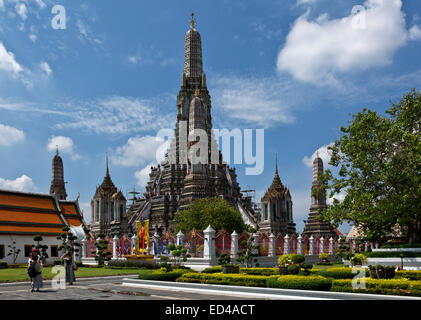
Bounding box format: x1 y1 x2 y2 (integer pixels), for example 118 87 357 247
195 84 200 97
190 12 195 29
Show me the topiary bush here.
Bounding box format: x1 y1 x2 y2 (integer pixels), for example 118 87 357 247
138 268 194 281
287 265 300 275
368 265 396 279
107 259 158 269
311 267 358 279
266 275 332 291
0 261 8 269
177 273 270 287
240 268 280 276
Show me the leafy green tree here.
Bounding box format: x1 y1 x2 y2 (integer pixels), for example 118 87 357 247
33 235 49 264
236 229 259 268
174 197 246 234
7 241 21 264
317 90 421 245
57 226 80 260
93 233 112 266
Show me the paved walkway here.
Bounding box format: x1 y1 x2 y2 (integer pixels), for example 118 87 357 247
0 276 253 300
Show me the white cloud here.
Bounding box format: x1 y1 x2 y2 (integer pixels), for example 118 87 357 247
47 135 80 160
79 201 91 225
409 25 421 41
39 61 52 77
128 55 140 65
29 33 37 43
55 96 175 135
34 0 46 9
302 142 334 168
15 3 27 20
0 123 25 146
111 136 169 167
0 0 4 11
296 0 317 6
76 19 103 46
212 75 295 128
134 162 155 188
0 174 35 192
277 0 409 85
0 42 23 76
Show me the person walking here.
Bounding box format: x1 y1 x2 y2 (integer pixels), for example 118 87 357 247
28 252 43 292
62 252 76 285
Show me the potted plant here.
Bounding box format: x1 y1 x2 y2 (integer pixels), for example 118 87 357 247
278 254 292 275
218 253 239 274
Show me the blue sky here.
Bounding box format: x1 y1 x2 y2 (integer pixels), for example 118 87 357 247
0 0 420 233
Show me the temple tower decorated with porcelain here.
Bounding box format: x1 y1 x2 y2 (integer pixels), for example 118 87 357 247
50 148 67 201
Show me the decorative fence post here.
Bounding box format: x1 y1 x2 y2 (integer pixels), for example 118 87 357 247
329 237 334 255
269 233 276 257
320 236 325 254
203 225 216 262
231 231 238 259
131 234 136 255
284 234 290 254
112 235 118 259
177 230 184 246
309 236 314 255
364 242 368 252
81 238 87 259
297 235 303 255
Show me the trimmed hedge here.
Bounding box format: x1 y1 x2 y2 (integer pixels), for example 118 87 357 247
138 268 194 281
395 270 421 281
267 275 332 291
311 267 358 279
380 243 421 249
176 272 270 287
364 251 421 258
0 261 8 269
202 266 222 273
107 259 158 269
240 268 279 276
331 278 421 297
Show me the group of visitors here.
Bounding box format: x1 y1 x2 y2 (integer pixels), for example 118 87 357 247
27 249 77 292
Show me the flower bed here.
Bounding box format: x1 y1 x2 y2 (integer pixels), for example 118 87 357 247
266 275 332 291
176 272 270 287
138 268 194 281
395 270 421 281
331 278 421 297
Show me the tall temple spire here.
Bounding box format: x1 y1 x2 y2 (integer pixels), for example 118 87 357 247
50 148 67 200
275 153 279 177
106 152 110 177
184 12 203 79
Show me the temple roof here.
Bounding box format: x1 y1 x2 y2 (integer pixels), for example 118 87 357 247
261 162 290 202
0 189 88 236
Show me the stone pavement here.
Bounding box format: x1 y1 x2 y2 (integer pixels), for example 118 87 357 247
0 276 254 300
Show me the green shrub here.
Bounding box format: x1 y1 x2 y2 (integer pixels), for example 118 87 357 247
350 253 367 265
380 243 421 249
266 275 332 291
395 270 421 281
331 278 421 297
368 265 396 279
292 254 305 264
177 272 269 287
240 268 279 276
364 251 421 258
138 268 194 281
107 259 158 269
287 265 300 275
312 267 358 279
0 261 8 269
54 259 64 265
278 254 294 267
202 266 222 273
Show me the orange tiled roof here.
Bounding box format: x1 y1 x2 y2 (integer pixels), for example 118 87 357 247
59 202 78 216
0 190 66 235
58 200 90 235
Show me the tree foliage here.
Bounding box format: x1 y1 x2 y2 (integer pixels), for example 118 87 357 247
318 90 421 244
174 197 246 234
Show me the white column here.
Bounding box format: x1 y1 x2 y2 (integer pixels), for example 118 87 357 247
252 233 259 255
268 233 276 257
81 239 87 259
112 235 118 259
329 237 334 255
297 235 303 255
309 236 314 255
131 234 136 255
364 242 368 252
203 225 216 262
176 230 184 246
231 231 238 259
320 236 325 254
284 234 290 254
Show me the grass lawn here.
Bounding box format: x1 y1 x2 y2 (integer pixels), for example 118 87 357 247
311 263 345 270
0 267 141 283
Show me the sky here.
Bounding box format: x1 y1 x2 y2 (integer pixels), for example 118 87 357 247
0 0 420 234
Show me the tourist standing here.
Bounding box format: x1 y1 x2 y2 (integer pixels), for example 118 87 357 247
62 252 76 285
28 252 43 292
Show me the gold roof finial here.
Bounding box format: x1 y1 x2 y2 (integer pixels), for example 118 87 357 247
190 12 195 29
195 84 200 97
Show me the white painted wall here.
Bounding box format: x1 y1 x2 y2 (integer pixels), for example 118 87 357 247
0 235 64 264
